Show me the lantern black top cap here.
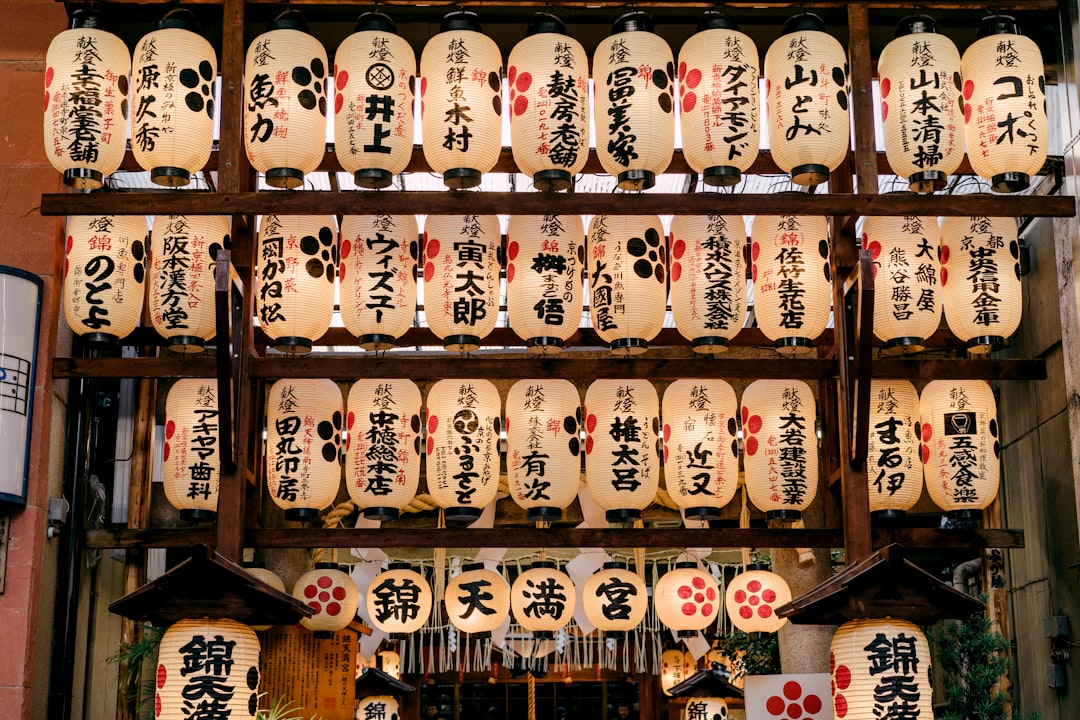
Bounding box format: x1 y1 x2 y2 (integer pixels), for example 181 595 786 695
602 561 628 570
387 561 414 571
462 562 485 572
70 6 109 31
746 561 771 572
977 14 1021 39
697 9 737 32
158 7 200 32
269 9 310 32
526 11 566 37
441 10 482 33
314 561 338 570
673 560 698 570
355 11 397 35
532 560 557 570
894 14 937 38
612 11 653 35
782 12 826 35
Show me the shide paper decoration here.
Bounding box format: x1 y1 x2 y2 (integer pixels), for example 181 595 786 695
830 619 932 720
510 561 576 639
654 561 720 638
866 379 923 518
444 562 511 636
163 379 221 522
156 618 260 720
725 565 791 634
582 561 648 636
367 563 433 636
293 562 360 636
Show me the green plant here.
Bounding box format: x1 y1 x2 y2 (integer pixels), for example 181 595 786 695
108 625 164 720
255 694 329 720
716 630 780 678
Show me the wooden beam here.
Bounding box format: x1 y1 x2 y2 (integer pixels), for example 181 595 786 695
64 0 1056 10
216 0 245 194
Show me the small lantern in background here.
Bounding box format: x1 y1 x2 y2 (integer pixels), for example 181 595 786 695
660 648 693 696
294 562 360 636
510 561 576 639
357 696 399 720
867 379 922 519
582 562 648 636
162 380 221 522
366 562 432 636
830 618 932 720
684 699 729 720
156 618 260 720
725 565 791 634
654 561 720 638
0 267 42 507
423 215 501 352
506 379 581 522
376 649 401 679
445 562 511 636
243 563 286 632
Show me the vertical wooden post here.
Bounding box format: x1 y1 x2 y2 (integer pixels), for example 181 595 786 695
847 5 878 197
217 0 246 196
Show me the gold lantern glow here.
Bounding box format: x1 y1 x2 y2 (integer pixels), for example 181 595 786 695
156 618 260 720
684 699 730 720
162 380 221 522
510 561 576 638
294 563 360 635
420 11 502 189
764 13 850 186
256 214 338 354
358 696 399 720
750 212 831 355
584 379 659 523
878 16 963 193
669 215 747 354
506 379 581 522
867 380 923 518
366 563 432 635
444 562 511 635
724 566 791 634
830 619 933 720
506 214 585 354
423 215 501 352
45 8 130 190
243 11 328 189
582 561 648 635
961 16 1048 193
660 648 693 696
741 379 819 521
265 378 343 522
654 561 720 638
63 215 147 346
243 564 285 632
592 12 675 191
376 649 401 679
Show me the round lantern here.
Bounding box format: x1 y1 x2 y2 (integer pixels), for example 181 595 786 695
506 379 581 522
508 13 590 191
510 561 576 639
679 12 760 186
157 618 260 720
961 16 1048 193
366 562 433 636
684 699 729 720
358 696 399 720
423 215 501 352
582 561 648 636
294 563 360 636
750 212 831 355
587 215 667 355
725 565 791 634
376 649 401 679
131 10 216 186
63 215 147 346
660 648 693 696
149 215 231 353
662 379 740 520
425 379 501 523
256 214 338 354
334 13 415 188
919 379 999 523
878 16 963 193
506 214 585 354
867 379 922 518
669 215 747 354
265 378 343 521
243 563 286 631
346 379 422 520
592 12 675 191
654 561 720 638
162 379 221 522
45 8 130 190
584 379 659 523
940 215 1021 353
830 618 933 720
243 11 328 189
444 562 512 636
741 379 819 520
764 13 850 186
420 11 502 189
339 214 418 350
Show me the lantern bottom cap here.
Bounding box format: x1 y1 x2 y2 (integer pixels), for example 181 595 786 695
527 337 565 354
166 335 208 354
533 169 573 192
684 506 722 520
151 166 192 187
363 506 400 521
774 337 814 356
946 509 982 527
676 630 698 638
264 167 306 189
691 336 730 354
602 630 625 639
354 168 394 189
359 333 397 351
789 163 831 187
63 167 104 190
527 506 563 522
532 630 555 639
443 168 483 189
606 508 641 524
966 335 1006 354
180 508 217 523
871 509 908 521
609 337 648 355
444 506 484 524
616 169 656 191
882 336 926 355
284 507 321 522
702 165 742 187
83 332 120 347
766 509 803 522
443 334 481 353
272 336 314 354
992 171 1030 193
908 170 946 193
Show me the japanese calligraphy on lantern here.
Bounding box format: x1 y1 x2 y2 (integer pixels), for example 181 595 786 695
365 564 432 634
582 563 647 633
163 380 220 518
584 379 659 522
829 619 931 720
345 379 421 520
339 215 418 350
157 619 261 720
423 215 500 351
511 563 576 635
863 214 940 353
445 563 511 635
506 379 581 520
866 380 922 515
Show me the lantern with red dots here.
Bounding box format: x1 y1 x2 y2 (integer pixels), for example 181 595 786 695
162 380 220 522
725 565 791 634
243 563 286 631
746 675 831 719
293 563 360 636
511 561 576 638
366 563 433 635
506 379 581 522
830 618 932 720
582 562 648 636
867 379 923 518
357 697 399 720
445 562 511 636
660 647 694 696
654 561 720 638
156 618 260 720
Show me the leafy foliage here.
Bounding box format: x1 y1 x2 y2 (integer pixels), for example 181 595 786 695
717 630 780 678
108 625 164 720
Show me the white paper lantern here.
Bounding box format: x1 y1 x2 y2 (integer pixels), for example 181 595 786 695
243 564 286 632
725 566 791 634
367 563 432 635
506 379 581 522
867 380 922 517
830 619 933 720
582 562 648 635
358 696 399 720
660 648 693 696
376 650 401 679
654 562 720 638
294 563 360 635
163 379 221 521
444 562 511 635
339 214 418 350
156 618 260 720
684 699 730 720
510 561 576 638
423 215 501 352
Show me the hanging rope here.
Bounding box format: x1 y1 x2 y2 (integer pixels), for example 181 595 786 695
527 672 536 720
313 499 357 564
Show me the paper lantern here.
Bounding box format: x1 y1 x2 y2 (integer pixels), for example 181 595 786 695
830 619 933 720
669 215 747 354
376 649 401 679
592 12 675 190
961 16 1048 193
423 215 500 352
0 268 42 507
919 380 1000 522
510 561 576 638
243 11 328 189
294 563 360 635
508 13 590 191
156 618 260 720
506 214 585 354
660 648 693 696
764 14 850 186
63 215 147 345
149 215 231 353
256 214 338 354
582 562 648 635
444 562 512 635
420 11 502 189
366 563 432 635
741 379 819 520
505 379 581 522
878 16 963 193
662 379 740 520
243 564 286 632
339 214 418 350
587 215 667 355
679 12 759 186
725 566 791 634
265 378 343 521
162 380 221 521
584 379 659 523
867 380 922 518
334 13 415 188
358 696 399 720
684 699 729 720
750 213 831 355
45 8 130 190
940 215 1021 353
425 379 501 523
654 562 720 638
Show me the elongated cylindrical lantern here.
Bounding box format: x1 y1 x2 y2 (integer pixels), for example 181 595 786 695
506 379 581 522
346 379 422 520
764 13 850 186
830 619 933 720
867 380 922 518
244 11 327 189
584 379 659 523
661 648 693 696
63 215 147 346
376 650 401 679
294 563 360 636
265 378 343 521
256 214 337 354
879 16 963 193
919 379 999 523
334 13 415 189
367 562 432 635
587 215 667 355
940 215 1021 354
510 561 576 639
961 16 1048 193
592 12 675 190
163 379 221 522
340 214 418 351
751 213 831 355
426 379 501 523
157 618 260 720
149 215 231 353
725 565 791 634
582 562 648 636
358 697 399 720
662 379 740 520
670 215 747 353
244 563 286 631
45 8 130 190
420 11 502 189
654 561 720 638
423 215 500 352
742 379 818 520
445 562 511 636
